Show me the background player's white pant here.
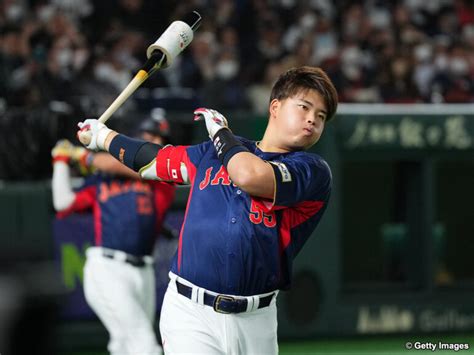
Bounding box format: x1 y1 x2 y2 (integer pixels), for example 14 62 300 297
84 247 163 355
160 277 278 355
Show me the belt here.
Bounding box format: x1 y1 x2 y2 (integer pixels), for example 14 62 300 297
175 280 274 314
101 249 149 268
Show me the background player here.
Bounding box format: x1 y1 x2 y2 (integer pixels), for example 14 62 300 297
52 114 175 355
76 66 338 354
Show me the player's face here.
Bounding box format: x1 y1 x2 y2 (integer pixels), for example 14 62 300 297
270 89 327 150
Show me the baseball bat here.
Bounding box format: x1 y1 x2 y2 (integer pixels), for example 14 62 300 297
78 11 201 144
97 10 201 124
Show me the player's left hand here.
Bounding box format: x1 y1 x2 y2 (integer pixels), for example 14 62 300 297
193 108 229 139
70 145 87 162
77 118 112 151
51 139 74 164
70 145 95 175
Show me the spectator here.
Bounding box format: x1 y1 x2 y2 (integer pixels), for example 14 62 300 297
247 60 283 114
2 0 473 110
2 0 474 180
431 43 474 102
379 54 421 103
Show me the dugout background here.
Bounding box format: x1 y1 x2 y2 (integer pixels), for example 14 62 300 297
1 104 474 352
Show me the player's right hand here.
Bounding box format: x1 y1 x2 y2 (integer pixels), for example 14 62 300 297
70 145 95 175
77 118 112 151
70 145 87 162
51 139 74 164
193 107 229 139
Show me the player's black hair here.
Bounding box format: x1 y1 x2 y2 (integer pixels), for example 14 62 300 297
269 66 338 121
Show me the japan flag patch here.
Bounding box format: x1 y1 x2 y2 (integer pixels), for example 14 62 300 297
171 169 178 179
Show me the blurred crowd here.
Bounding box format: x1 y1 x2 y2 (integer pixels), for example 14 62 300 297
1 0 473 118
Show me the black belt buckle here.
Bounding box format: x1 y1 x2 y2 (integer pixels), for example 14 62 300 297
213 294 235 314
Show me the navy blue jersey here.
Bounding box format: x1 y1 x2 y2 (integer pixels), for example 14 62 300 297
57 174 175 256
154 138 331 295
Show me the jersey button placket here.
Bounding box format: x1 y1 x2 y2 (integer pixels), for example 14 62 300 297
226 198 239 293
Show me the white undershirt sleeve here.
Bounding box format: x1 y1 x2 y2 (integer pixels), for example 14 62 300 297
52 161 76 211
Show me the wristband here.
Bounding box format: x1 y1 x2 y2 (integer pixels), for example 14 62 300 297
96 127 113 150
77 151 95 175
53 156 70 164
85 151 95 167
77 151 94 168
212 129 249 167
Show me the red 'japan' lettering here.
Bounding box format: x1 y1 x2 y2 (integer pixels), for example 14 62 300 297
211 166 231 186
199 167 213 190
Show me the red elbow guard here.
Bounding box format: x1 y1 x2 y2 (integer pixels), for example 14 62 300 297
155 146 188 183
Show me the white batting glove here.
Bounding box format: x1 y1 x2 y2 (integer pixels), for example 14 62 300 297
193 107 229 139
51 139 74 164
77 119 113 151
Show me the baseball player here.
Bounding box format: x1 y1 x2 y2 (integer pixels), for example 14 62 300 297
77 66 338 354
52 116 176 355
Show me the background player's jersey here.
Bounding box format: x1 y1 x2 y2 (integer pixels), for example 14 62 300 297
161 138 331 296
57 174 175 256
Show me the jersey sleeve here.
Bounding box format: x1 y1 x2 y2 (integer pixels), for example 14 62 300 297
257 154 332 211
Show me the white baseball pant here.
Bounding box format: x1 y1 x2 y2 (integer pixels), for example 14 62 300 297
84 247 163 355
159 273 278 355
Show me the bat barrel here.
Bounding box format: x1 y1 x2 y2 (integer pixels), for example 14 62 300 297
82 11 202 128
146 10 202 68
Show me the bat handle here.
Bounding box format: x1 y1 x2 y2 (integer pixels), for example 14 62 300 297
97 70 150 124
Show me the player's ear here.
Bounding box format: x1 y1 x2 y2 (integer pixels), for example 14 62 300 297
269 99 280 119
